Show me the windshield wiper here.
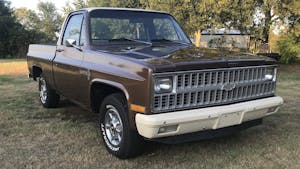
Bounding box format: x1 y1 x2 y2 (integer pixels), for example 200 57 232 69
109 38 152 45
151 38 190 45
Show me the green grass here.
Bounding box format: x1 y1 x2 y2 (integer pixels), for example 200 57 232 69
0 65 300 169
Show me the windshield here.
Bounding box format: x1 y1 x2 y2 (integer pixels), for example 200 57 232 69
89 9 191 45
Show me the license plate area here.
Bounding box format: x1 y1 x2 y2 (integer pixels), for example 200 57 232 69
216 111 242 129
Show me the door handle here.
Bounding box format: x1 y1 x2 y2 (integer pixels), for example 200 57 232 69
56 49 64 52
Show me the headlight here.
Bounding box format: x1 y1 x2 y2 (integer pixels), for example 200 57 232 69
265 67 277 81
154 77 173 93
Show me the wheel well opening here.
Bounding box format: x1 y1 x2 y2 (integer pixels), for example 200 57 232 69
90 82 126 113
32 66 42 80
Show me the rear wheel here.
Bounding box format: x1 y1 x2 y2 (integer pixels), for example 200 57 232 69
38 74 60 108
99 93 144 159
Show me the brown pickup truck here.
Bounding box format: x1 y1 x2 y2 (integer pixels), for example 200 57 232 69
27 8 283 158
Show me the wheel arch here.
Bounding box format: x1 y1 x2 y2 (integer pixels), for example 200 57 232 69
31 65 43 80
90 78 130 114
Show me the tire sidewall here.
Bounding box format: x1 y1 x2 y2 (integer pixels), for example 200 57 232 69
39 75 49 106
38 74 59 108
99 94 130 157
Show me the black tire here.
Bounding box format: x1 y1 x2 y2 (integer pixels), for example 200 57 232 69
99 93 144 159
38 74 60 108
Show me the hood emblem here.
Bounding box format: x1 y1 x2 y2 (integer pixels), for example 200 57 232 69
221 83 236 91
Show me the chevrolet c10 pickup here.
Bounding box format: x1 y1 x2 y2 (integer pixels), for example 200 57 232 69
27 7 283 158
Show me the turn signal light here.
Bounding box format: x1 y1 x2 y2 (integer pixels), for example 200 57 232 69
158 125 178 134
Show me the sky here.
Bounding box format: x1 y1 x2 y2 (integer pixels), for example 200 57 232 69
10 0 70 11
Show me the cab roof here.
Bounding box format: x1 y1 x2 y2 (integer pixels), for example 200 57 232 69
77 7 169 14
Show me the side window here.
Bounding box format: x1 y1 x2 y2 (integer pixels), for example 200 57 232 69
62 14 83 46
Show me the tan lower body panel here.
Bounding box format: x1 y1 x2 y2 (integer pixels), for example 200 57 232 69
135 96 283 139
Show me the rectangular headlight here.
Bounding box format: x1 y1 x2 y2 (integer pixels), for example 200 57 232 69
265 67 277 81
154 77 173 93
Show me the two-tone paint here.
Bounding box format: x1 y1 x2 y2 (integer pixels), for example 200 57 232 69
27 8 278 129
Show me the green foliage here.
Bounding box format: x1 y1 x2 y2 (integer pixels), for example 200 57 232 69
138 0 257 37
0 1 36 58
37 2 63 43
276 0 300 64
0 1 59 58
73 0 88 9
88 0 143 8
14 7 39 29
1 0 299 62
62 1 74 17
277 34 300 64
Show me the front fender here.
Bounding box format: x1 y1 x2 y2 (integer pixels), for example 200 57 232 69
90 78 130 101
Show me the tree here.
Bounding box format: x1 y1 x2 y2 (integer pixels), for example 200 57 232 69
73 0 88 9
277 0 300 63
88 0 143 8
14 7 40 30
0 0 25 58
140 0 256 46
14 7 49 44
0 1 53 58
277 34 300 63
251 0 292 44
283 0 300 38
37 1 63 43
62 1 74 17
62 0 90 17
1 0 298 60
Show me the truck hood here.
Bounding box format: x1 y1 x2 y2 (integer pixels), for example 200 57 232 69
95 45 277 72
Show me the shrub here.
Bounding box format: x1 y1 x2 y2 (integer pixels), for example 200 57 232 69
277 35 300 64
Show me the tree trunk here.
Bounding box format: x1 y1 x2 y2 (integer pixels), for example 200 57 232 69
194 29 201 47
263 9 272 44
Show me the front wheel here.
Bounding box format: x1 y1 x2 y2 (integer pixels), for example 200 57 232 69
99 93 144 159
38 74 60 108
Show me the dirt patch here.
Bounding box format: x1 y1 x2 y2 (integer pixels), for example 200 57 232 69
0 60 28 75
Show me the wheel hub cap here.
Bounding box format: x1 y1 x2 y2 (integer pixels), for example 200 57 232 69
39 77 47 103
104 105 123 147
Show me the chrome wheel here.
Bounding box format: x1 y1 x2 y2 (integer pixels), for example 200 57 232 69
104 105 123 147
39 77 47 104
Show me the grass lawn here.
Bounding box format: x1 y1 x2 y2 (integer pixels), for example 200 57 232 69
0 61 299 169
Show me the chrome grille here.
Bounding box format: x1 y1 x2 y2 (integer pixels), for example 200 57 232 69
152 65 276 113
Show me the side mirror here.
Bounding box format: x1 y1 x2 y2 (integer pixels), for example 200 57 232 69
65 39 76 47
64 39 82 51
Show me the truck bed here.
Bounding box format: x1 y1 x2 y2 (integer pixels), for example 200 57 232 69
27 44 57 85
27 44 57 61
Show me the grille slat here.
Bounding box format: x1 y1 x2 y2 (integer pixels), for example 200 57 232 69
153 66 276 112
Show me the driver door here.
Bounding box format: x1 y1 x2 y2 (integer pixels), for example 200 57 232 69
53 14 84 101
